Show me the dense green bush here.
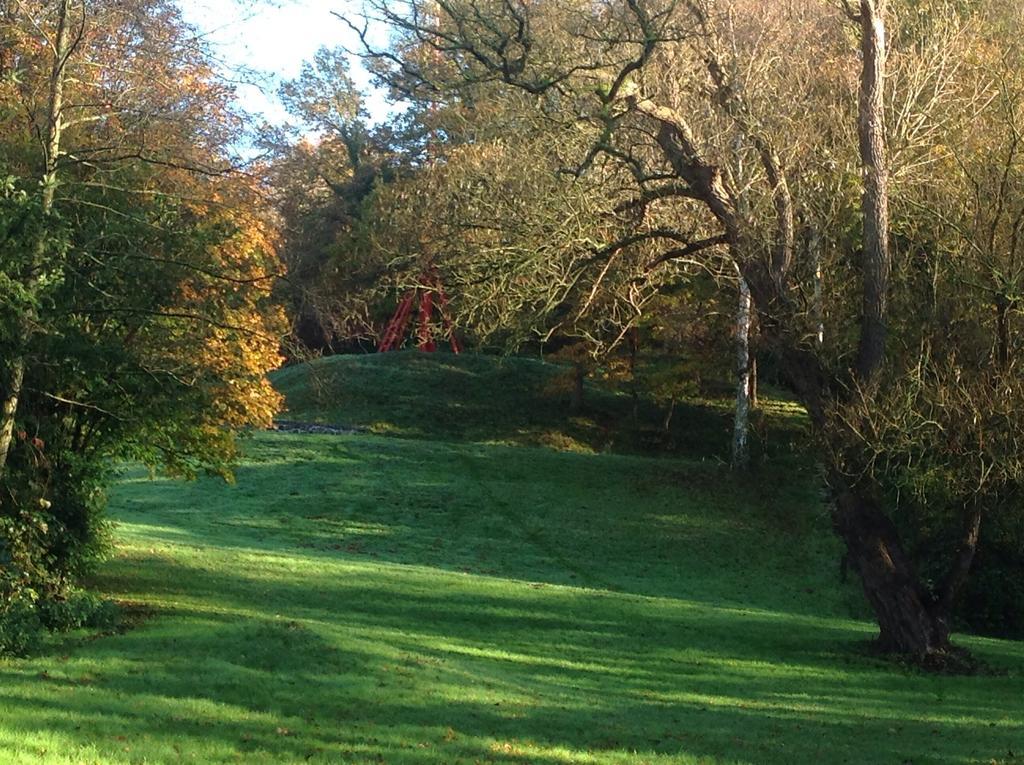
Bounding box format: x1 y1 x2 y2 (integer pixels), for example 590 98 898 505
0 595 42 657
0 445 112 600
38 590 120 633
0 589 120 658
0 399 117 657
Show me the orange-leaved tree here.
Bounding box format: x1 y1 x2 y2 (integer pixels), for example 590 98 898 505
0 0 285 644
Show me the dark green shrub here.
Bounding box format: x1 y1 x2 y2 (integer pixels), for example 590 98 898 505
38 590 120 633
0 596 42 657
0 452 118 657
0 591 121 658
0 439 113 596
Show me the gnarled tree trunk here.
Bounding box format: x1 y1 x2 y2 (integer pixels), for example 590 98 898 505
778 339 957 659
833 486 950 655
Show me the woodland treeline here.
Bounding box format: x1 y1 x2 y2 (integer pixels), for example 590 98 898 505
3 0 1024 667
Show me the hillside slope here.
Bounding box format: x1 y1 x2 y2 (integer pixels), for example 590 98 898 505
1 355 1021 765
272 351 801 459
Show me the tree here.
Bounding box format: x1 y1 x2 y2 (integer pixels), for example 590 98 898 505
267 46 411 352
1 0 284 620
856 0 1024 637
350 0 1024 661
0 0 75 478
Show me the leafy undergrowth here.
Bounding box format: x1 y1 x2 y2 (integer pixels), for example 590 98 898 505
1 427 1022 764
271 351 804 460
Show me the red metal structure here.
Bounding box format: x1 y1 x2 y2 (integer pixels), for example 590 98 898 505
378 268 461 353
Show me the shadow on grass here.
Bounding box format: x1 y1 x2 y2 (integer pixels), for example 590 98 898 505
111 433 846 619
4 433 1020 764
3 550 1022 764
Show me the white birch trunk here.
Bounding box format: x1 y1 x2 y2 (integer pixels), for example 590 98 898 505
731 275 752 470
812 229 825 347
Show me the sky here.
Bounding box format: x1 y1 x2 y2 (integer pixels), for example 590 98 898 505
175 0 391 127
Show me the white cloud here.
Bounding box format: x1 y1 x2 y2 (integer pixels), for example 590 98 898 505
176 0 392 126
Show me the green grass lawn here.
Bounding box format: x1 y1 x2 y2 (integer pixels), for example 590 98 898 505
1 354 1022 764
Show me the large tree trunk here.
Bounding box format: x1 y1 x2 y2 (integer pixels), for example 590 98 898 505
634 1 954 662
824 0 957 661
832 486 950 656
776 346 956 659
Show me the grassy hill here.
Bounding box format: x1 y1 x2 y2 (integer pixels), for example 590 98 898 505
1 353 1022 764
271 350 803 459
